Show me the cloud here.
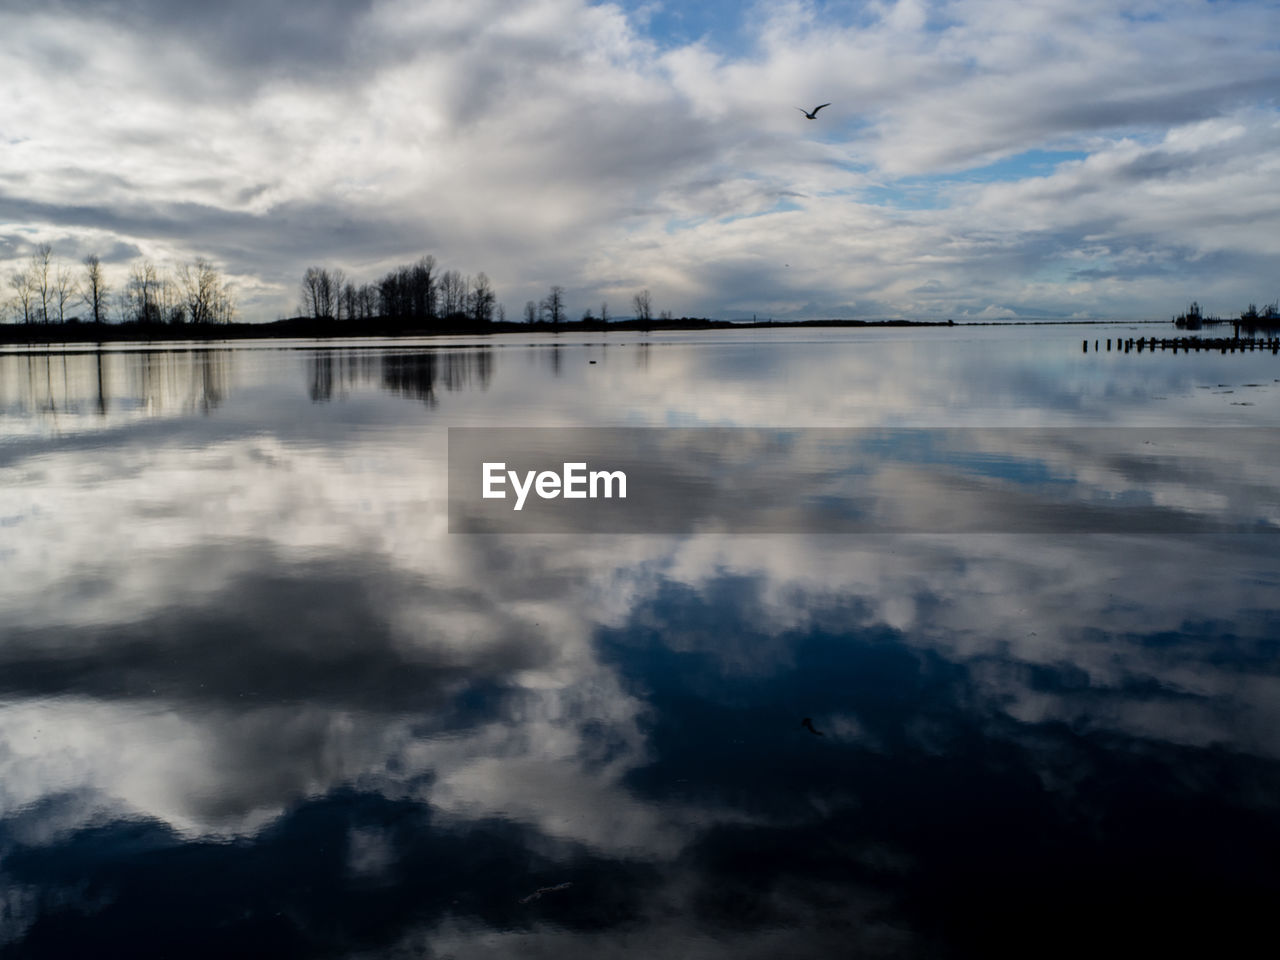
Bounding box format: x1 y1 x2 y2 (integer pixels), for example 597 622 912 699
0 0 1277 319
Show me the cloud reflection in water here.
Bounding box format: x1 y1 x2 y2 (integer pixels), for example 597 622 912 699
1 332 1278 957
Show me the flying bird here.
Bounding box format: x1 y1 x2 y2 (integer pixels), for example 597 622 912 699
796 103 831 119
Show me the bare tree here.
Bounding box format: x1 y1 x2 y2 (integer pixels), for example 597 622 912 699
438 269 466 317
114 287 131 325
541 285 565 325
524 300 538 324
54 264 77 323
129 260 160 324
300 266 323 319
212 280 236 323
378 272 400 319
467 272 496 324
341 282 357 322
8 267 35 324
318 268 337 319
496 303 506 323
298 265 342 320
358 283 378 320
410 255 437 320
179 259 224 325
328 268 347 320
600 301 610 323
82 254 109 324
582 306 595 321
33 243 53 322
632 289 652 323
160 273 183 324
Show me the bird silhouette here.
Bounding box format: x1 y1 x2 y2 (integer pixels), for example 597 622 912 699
801 717 825 736
796 103 831 119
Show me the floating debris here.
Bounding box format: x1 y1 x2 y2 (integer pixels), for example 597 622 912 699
519 882 573 904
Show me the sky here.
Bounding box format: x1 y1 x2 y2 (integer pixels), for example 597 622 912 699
1 0 1278 322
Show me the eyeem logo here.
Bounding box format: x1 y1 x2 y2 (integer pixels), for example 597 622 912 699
482 462 627 511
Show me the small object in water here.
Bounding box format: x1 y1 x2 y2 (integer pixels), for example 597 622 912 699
519 881 573 904
589 360 596 364
796 103 831 119
801 717 825 736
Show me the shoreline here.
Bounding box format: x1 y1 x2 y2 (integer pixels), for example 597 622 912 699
0 315 1171 347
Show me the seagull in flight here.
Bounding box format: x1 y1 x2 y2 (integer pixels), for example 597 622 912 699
797 103 831 119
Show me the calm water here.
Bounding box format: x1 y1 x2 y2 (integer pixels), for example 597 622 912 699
1 326 1279 958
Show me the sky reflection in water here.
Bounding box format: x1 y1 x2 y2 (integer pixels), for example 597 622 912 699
1 327 1279 958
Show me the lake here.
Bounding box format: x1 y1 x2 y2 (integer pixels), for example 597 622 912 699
2 325 1279 958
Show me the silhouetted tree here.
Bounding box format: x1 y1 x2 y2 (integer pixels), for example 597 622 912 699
358 282 378 320
159 274 183 324
8 266 35 323
468 272 496 324
33 243 53 322
438 269 466 317
341 282 358 322
180 259 233 325
410 255 437 320
114 287 131 325
632 289 652 323
299 266 343 319
129 260 160 324
300 266 323 319
53 265 77 323
299 254 491 328
82 254 109 324
378 271 401 319
213 281 236 324
524 300 537 324
326 268 346 320
599 301 610 323
582 307 595 322
541 285 565 325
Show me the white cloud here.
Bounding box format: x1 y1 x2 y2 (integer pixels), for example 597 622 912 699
0 0 1277 320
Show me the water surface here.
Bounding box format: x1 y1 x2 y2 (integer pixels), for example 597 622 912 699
2 326 1278 958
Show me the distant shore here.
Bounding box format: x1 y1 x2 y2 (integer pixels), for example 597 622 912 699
0 314 1172 346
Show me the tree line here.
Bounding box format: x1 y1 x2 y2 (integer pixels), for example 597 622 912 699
299 255 668 328
524 286 667 326
4 242 672 330
5 244 235 325
297 256 501 326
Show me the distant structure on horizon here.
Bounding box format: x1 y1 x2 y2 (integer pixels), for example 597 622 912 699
1174 299 1280 331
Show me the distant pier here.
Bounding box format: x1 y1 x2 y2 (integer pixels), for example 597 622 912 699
1083 336 1280 354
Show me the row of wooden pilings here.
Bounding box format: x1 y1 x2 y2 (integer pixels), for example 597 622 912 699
1084 336 1280 354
